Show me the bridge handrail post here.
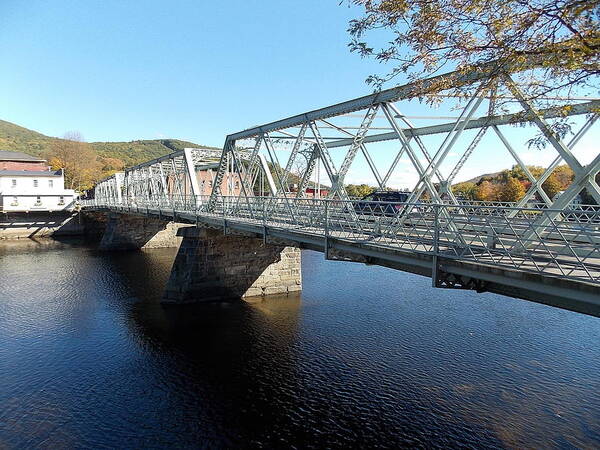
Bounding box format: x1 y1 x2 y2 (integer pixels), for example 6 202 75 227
262 197 267 244
432 204 440 287
324 199 330 259
222 195 227 234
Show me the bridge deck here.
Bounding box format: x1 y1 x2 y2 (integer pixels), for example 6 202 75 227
83 198 600 317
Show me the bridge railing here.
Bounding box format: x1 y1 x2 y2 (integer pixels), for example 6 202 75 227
81 195 600 285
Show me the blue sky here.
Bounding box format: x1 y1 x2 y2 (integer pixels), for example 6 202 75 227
1 0 377 145
1 0 597 187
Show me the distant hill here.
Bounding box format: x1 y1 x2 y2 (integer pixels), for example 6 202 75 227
0 119 219 168
463 170 502 184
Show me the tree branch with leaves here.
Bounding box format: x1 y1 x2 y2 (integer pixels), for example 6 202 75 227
347 0 599 104
45 131 103 191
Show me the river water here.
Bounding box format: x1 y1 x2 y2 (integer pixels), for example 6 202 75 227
0 239 599 449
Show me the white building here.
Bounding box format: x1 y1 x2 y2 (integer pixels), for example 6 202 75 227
552 190 583 209
0 150 76 212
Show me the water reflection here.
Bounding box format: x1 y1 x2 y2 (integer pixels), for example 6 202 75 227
0 240 599 448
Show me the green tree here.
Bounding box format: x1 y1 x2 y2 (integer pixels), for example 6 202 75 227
552 165 575 189
100 157 125 176
542 174 563 200
499 177 526 202
347 0 598 105
346 184 376 198
475 180 499 201
508 165 545 181
452 181 477 200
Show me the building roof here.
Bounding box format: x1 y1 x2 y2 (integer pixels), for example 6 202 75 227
0 169 62 177
0 150 46 162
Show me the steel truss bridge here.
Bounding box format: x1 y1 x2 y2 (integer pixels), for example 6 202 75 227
84 65 600 316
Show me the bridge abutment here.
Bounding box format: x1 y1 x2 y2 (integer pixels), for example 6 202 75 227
162 227 301 304
99 213 186 250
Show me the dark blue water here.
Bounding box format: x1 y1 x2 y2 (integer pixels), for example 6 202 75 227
1 239 599 448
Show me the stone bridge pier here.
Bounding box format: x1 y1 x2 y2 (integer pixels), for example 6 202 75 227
163 227 301 304
90 212 302 303
98 212 184 250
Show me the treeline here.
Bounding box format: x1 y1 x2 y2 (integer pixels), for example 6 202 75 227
0 120 214 192
44 133 217 192
452 165 578 202
346 163 591 204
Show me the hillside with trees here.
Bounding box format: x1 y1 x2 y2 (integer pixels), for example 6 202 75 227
0 119 218 190
345 163 595 204
451 165 580 202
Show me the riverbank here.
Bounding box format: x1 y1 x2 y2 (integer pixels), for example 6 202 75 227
0 211 85 239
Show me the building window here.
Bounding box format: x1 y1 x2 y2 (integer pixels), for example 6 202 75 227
33 179 39 188
35 196 42 206
11 196 18 206
11 179 16 188
49 180 53 188
58 196 65 205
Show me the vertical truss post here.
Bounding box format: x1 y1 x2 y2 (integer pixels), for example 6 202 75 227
229 145 256 218
432 204 440 287
263 134 297 220
243 134 263 193
208 139 234 211
324 199 330 259
183 148 201 205
170 158 184 206
158 162 169 206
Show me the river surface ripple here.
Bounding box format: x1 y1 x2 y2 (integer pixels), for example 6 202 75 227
0 239 599 449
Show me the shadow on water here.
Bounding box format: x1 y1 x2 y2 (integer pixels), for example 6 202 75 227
1 240 599 448
81 245 316 447
106 248 506 448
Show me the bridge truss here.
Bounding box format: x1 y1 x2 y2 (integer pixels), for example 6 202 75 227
87 64 600 315
211 71 599 213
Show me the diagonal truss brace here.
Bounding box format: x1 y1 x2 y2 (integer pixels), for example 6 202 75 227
509 115 598 215
504 75 600 205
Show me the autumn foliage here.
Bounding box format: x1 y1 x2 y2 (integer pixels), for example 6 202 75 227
45 131 124 191
452 164 575 202
348 0 599 102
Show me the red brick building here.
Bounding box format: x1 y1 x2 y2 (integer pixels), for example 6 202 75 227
0 150 50 171
196 168 243 196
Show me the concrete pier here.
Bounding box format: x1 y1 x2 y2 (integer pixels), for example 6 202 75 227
98 213 186 250
163 227 301 304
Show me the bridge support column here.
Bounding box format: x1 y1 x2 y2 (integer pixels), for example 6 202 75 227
162 227 301 304
99 213 185 250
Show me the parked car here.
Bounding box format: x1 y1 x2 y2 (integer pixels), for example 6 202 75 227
352 191 412 216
